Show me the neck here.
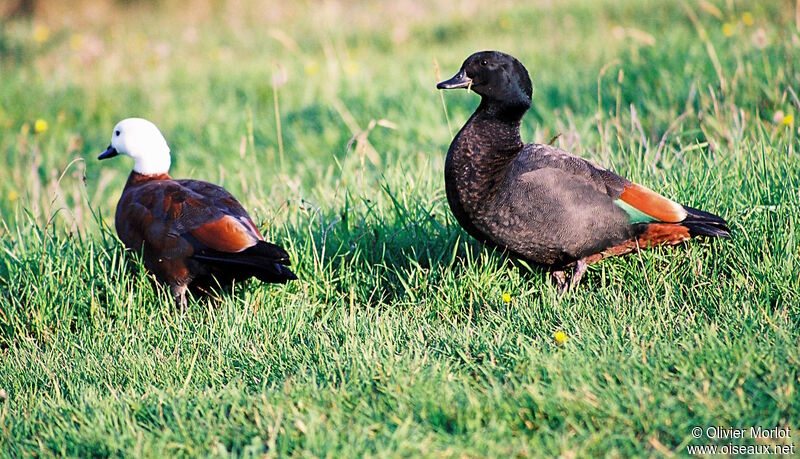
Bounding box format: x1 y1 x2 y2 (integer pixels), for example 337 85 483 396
132 154 171 176
457 102 525 158
444 102 525 222
478 96 531 124
126 170 171 186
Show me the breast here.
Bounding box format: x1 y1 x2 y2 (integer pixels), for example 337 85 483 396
113 179 198 284
444 143 497 245
114 192 146 251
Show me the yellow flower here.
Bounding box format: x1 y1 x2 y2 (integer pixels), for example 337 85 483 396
34 119 48 134
343 61 359 76
304 61 319 76
554 331 568 344
502 293 512 303
210 47 223 62
783 114 794 126
8 190 19 202
722 23 735 37
33 24 50 43
69 34 84 51
742 12 754 26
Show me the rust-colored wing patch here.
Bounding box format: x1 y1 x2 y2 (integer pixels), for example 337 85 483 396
636 222 691 246
584 223 692 264
242 217 264 241
190 215 259 253
619 183 687 223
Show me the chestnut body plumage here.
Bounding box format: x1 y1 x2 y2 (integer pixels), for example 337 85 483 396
99 118 295 306
437 51 730 289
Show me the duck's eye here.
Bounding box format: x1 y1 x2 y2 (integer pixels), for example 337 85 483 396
115 130 120 136
480 59 488 66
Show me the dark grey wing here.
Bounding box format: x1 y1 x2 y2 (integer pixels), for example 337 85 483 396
471 144 636 265
516 167 633 257
515 144 630 198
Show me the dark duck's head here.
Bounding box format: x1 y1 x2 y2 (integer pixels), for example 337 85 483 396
437 50 532 119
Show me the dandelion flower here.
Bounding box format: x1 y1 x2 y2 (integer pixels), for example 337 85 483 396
343 61 359 76
69 34 84 51
33 24 50 44
554 330 568 344
34 119 48 134
8 191 18 202
210 47 222 62
722 23 735 37
783 114 794 126
502 293 512 303
742 12 754 26
304 61 319 76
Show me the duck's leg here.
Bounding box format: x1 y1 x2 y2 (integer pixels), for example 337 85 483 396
554 258 588 293
568 258 588 289
170 283 188 312
552 270 568 290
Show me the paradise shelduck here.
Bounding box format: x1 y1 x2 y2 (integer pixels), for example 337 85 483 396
436 51 730 290
98 118 296 307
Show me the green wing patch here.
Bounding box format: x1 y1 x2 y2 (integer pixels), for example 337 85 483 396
614 199 658 224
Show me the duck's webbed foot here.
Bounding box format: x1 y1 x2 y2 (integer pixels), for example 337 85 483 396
170 283 188 312
569 258 588 289
552 258 588 293
552 270 568 290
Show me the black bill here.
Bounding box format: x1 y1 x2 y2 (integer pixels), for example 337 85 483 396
436 69 472 89
98 145 118 160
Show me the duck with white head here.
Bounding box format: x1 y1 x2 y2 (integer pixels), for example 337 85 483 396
99 118 296 308
99 118 171 175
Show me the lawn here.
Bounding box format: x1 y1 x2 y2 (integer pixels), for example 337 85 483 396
1 0 798 456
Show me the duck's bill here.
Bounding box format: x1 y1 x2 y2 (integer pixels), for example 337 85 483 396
98 145 118 160
437 69 472 89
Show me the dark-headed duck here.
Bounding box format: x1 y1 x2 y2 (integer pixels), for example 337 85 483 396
437 51 729 290
99 118 296 306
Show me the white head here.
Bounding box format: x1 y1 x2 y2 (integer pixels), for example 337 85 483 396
98 118 171 175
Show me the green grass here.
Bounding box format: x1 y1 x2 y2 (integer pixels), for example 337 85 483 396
1 0 799 456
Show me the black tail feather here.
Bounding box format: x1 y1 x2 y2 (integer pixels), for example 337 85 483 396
682 205 730 238
192 240 297 284
247 240 292 265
